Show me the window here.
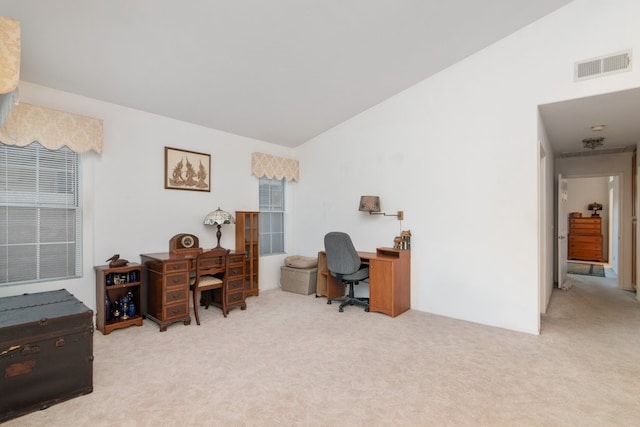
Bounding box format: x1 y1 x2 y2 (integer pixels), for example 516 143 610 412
0 142 82 286
259 177 284 256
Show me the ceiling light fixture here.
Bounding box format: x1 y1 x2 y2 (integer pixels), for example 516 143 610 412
590 124 605 132
582 137 604 150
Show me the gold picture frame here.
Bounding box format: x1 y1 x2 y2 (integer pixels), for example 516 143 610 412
164 146 211 192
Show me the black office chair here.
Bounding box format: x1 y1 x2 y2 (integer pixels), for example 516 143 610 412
324 232 369 312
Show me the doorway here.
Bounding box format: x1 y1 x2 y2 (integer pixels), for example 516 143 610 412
538 87 640 315
565 174 620 286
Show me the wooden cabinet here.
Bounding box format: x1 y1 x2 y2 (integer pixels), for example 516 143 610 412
95 263 144 335
235 211 259 298
568 217 604 262
368 248 411 318
140 254 191 332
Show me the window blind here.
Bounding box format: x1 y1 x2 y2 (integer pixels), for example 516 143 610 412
259 177 285 255
0 141 81 285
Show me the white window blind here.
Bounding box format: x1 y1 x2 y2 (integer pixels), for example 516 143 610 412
0 142 82 286
259 177 284 256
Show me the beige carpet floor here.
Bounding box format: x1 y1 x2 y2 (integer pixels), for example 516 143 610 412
5 273 640 427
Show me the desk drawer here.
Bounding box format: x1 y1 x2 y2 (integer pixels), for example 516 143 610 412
163 260 190 273
228 278 244 292
163 303 188 320
165 272 189 287
164 288 188 305
227 291 244 306
228 265 243 277
229 254 245 265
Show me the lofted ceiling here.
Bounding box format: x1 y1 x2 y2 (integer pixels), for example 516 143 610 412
1 0 577 147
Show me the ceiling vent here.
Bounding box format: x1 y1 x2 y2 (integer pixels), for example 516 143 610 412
574 50 632 81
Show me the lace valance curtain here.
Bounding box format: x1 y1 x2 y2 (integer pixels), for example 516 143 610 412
251 152 299 182
0 102 103 154
0 16 20 127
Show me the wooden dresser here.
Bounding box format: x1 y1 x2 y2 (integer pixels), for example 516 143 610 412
568 217 603 262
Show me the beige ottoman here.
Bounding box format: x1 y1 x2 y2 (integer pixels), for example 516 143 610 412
280 266 318 295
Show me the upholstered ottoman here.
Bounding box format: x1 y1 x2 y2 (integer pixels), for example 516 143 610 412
280 266 318 295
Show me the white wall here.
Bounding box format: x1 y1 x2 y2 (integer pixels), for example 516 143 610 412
610 176 621 274
537 114 556 315
0 82 294 309
293 0 640 334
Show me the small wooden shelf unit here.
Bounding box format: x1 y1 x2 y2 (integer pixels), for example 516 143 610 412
95 263 144 335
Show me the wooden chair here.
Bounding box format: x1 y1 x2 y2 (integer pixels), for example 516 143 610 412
190 248 230 325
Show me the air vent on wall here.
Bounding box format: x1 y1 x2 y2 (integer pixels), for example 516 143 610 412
574 50 632 81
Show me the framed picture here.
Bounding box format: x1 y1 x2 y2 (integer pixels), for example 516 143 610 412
164 146 211 192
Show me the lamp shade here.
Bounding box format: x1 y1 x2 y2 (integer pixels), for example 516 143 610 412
203 207 235 225
359 195 381 213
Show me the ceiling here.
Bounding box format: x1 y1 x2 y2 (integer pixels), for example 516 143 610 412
539 87 640 157
0 0 576 147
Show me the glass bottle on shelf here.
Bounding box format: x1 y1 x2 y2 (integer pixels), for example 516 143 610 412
121 295 129 320
105 294 112 322
113 299 121 320
128 300 136 317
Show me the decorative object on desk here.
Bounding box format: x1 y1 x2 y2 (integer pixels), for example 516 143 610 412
169 233 202 257
393 230 412 250
164 146 210 192
569 212 582 218
106 254 129 268
582 137 604 150
393 236 402 249
204 207 235 248
358 195 404 220
401 230 411 249
588 202 603 217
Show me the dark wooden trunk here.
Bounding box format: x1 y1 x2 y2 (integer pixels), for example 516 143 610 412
0 289 94 423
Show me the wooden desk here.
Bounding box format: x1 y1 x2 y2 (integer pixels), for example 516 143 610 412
140 251 245 331
316 247 411 318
